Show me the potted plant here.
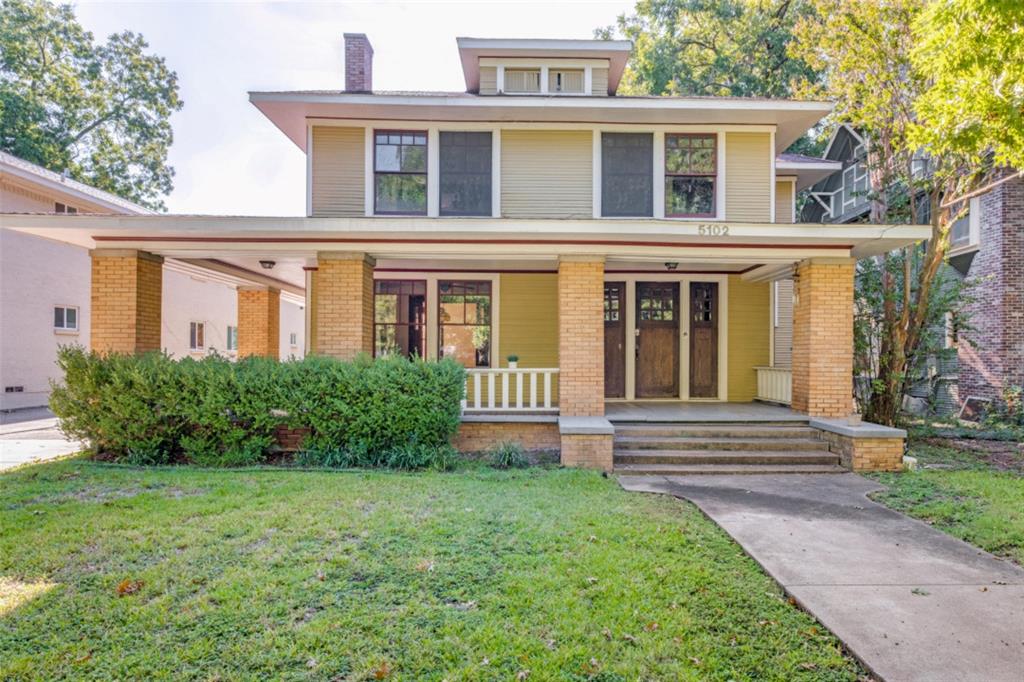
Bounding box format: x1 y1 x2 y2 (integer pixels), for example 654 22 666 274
507 354 519 369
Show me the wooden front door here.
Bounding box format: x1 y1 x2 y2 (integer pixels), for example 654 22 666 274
604 282 626 398
689 282 719 398
636 282 680 398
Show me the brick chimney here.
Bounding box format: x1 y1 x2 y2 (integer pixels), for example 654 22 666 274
344 33 373 92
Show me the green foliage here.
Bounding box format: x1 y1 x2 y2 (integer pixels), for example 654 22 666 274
49 347 465 469
0 0 182 210
487 440 529 469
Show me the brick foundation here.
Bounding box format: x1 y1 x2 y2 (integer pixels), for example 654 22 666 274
559 433 613 472
274 425 309 452
237 286 280 358
791 258 855 417
818 431 904 472
90 249 163 354
558 257 605 417
313 252 374 359
452 421 560 452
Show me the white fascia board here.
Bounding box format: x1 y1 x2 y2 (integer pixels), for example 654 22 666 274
456 38 632 52
0 163 152 215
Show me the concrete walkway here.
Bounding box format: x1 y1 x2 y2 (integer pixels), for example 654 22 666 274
0 418 83 471
619 473 1024 682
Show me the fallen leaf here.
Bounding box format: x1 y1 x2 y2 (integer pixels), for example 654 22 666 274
116 579 143 597
415 560 435 572
601 628 612 640
316 570 325 581
644 621 659 632
799 662 818 671
911 588 930 596
516 670 529 681
373 661 390 679
622 633 638 644
689 657 702 667
586 576 598 585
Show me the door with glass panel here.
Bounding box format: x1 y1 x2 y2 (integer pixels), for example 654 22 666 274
689 282 719 398
635 282 680 398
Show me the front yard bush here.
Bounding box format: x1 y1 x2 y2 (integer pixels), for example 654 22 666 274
50 347 465 468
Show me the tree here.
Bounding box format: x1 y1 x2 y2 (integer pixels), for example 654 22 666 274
0 0 182 210
597 0 824 153
790 0 1024 425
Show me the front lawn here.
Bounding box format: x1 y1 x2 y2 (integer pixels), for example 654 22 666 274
871 434 1024 565
1 461 862 680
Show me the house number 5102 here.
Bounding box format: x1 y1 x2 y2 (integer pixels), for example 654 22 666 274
697 224 729 236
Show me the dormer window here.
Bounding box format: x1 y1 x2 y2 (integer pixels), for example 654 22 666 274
504 69 540 94
549 69 584 94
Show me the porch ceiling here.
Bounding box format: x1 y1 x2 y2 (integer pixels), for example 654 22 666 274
1 213 931 289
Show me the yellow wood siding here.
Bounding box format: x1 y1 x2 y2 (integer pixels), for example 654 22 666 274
775 179 795 223
725 132 772 222
498 273 559 368
479 66 497 95
727 275 770 401
591 68 609 95
501 130 593 218
311 126 364 217
773 278 794 368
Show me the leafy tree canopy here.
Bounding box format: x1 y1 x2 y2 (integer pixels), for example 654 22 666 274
0 0 182 210
597 0 824 153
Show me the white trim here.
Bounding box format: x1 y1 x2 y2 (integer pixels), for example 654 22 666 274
480 57 610 69
305 124 313 217
717 133 727 221
539 66 549 94
496 66 505 93
652 131 666 219
584 67 593 96
309 118 778 134
491 129 502 218
427 127 440 217
460 37 632 52
53 304 80 332
592 130 602 219
189 320 207 352
371 271 499 368
769 130 776 223
363 127 374 217
607 273 729 402
769 280 777 367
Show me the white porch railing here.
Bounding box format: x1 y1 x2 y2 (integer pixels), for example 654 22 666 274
461 368 559 412
755 366 792 405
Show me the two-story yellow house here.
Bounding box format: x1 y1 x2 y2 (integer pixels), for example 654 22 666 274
2 35 930 473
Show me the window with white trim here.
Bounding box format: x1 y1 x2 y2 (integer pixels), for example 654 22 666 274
503 69 541 93
226 325 238 351
950 197 981 251
189 321 206 352
549 69 584 93
289 332 298 347
53 305 79 331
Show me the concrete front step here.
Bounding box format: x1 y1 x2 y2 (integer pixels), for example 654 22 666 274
613 436 826 451
613 424 818 439
614 449 840 466
614 462 848 476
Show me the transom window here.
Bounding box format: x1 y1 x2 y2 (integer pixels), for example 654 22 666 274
374 280 426 358
53 305 78 331
374 131 427 215
665 134 716 217
189 321 205 351
438 281 491 368
440 131 492 216
602 132 653 217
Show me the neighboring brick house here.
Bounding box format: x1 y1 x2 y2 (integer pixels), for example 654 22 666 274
2 34 929 471
802 125 1023 412
0 151 306 411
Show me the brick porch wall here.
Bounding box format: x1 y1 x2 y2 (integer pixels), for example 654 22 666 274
237 287 280 358
791 258 855 417
90 249 163 354
560 434 614 472
819 431 904 472
558 257 605 417
958 174 1024 402
313 252 374 359
452 422 560 452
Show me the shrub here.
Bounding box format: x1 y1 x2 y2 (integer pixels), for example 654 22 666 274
50 346 465 469
488 440 529 469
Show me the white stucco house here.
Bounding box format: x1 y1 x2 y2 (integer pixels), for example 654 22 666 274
0 151 305 411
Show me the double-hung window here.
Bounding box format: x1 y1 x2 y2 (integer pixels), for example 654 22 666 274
438 281 491 368
226 325 238 351
439 132 492 216
601 133 653 217
665 134 716 217
374 280 427 358
53 305 78 331
374 131 427 214
189 321 205 352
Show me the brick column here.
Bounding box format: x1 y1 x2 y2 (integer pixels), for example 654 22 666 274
791 258 855 417
237 286 280 359
313 252 374 359
558 256 605 416
90 249 163 354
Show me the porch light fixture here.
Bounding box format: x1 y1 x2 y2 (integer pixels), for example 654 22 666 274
664 262 679 271
259 260 276 270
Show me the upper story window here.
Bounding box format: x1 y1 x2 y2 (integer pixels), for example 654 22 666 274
374 131 427 215
504 69 541 93
53 305 78 332
665 134 716 217
549 69 584 94
950 197 981 252
440 132 492 216
602 133 653 217
55 202 77 214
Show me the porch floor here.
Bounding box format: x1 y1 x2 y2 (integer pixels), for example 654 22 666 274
605 401 805 423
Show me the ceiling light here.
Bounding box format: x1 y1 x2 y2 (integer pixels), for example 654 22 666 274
259 260 276 270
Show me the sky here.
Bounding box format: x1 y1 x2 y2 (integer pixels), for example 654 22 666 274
74 0 636 216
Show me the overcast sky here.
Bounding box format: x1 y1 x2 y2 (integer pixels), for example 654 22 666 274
74 0 635 215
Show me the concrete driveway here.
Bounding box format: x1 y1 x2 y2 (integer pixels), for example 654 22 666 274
0 416 83 471
619 473 1024 682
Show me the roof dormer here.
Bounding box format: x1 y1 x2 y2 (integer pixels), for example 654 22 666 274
456 37 631 96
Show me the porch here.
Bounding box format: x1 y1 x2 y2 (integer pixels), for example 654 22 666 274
605 400 804 423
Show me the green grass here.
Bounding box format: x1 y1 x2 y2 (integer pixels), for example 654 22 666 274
1 460 862 681
871 440 1024 565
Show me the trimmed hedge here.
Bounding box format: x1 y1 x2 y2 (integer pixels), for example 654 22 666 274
50 347 465 468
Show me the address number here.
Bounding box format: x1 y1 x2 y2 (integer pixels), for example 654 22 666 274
697 224 729 236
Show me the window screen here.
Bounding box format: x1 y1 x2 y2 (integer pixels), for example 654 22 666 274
602 133 653 217
440 132 492 216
